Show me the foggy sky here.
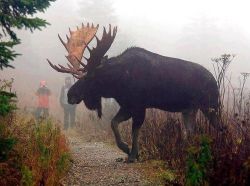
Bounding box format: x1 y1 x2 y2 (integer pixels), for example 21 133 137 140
2 0 250 110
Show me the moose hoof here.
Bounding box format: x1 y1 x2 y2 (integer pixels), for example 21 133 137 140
127 153 139 163
118 142 130 155
127 157 136 163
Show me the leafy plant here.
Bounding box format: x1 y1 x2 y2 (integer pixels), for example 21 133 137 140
0 137 16 161
21 165 34 186
56 152 71 175
0 79 17 161
0 91 16 116
0 79 16 116
185 136 212 186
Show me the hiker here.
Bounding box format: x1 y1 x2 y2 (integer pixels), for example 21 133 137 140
60 77 76 130
35 80 51 119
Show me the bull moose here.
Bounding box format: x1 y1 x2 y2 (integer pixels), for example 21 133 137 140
48 24 220 162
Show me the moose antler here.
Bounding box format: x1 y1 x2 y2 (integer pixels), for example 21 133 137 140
47 58 87 79
83 24 117 72
48 22 99 78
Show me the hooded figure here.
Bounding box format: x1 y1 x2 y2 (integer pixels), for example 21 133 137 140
60 77 76 130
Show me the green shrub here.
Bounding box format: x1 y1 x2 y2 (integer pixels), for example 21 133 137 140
56 152 71 175
0 91 16 116
0 137 16 161
21 165 34 186
185 136 212 186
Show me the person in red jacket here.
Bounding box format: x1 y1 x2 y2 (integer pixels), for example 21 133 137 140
35 80 51 119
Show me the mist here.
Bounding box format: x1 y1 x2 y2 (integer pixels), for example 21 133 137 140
2 0 250 119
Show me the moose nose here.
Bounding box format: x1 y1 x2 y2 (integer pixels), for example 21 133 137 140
68 97 76 104
68 97 81 104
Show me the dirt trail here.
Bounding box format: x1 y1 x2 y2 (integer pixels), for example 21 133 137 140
61 131 154 186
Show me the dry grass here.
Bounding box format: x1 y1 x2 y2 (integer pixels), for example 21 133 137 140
119 109 250 185
0 112 71 186
76 102 250 185
75 99 118 143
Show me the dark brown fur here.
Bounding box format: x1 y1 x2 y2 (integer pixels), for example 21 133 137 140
68 47 219 162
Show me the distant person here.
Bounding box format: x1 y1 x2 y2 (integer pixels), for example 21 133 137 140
60 77 76 130
35 80 51 119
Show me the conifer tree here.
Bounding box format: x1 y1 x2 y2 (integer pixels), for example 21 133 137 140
0 0 56 69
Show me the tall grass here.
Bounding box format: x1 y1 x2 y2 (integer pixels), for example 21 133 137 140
0 112 71 185
76 99 118 142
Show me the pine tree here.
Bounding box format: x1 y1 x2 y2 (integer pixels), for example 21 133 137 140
0 0 56 69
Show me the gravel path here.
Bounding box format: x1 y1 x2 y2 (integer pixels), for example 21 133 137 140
61 131 152 186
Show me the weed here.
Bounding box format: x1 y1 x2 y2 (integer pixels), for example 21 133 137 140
21 165 34 186
185 136 212 186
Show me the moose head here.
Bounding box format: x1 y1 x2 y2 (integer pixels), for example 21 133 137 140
47 24 117 118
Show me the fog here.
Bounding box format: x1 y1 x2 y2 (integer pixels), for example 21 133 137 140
1 0 250 118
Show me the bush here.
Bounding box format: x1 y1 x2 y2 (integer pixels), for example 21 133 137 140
0 91 16 116
185 136 212 186
17 117 71 185
0 113 71 185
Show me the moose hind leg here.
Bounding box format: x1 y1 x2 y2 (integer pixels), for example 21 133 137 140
111 108 131 155
182 109 197 138
201 108 222 131
128 110 145 163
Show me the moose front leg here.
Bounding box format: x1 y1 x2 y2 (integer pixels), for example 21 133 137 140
111 108 131 155
128 110 145 163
